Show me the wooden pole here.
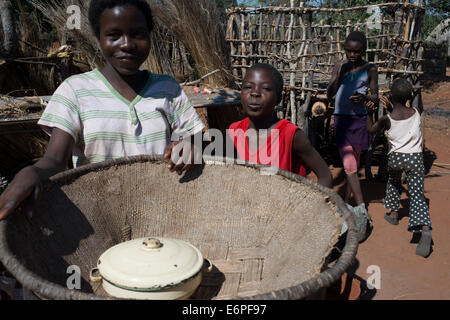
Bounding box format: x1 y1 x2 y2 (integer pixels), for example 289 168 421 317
287 0 296 123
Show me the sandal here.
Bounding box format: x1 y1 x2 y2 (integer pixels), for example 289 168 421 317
384 212 399 225
353 204 369 242
416 230 432 257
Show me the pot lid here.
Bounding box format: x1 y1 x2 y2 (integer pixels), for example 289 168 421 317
97 237 204 290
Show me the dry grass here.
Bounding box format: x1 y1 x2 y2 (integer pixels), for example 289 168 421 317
1 2 55 95
26 0 235 87
27 0 103 69
150 0 236 88
26 0 203 83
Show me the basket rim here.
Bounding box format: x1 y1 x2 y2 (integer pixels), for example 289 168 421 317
0 155 358 300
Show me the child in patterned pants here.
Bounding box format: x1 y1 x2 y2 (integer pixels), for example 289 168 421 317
384 152 431 231
365 78 432 257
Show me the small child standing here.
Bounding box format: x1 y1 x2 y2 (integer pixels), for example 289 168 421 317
366 78 432 257
228 63 333 189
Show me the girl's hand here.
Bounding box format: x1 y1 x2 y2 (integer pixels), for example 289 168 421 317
293 130 332 188
380 95 393 112
163 137 201 175
349 93 366 104
364 100 377 113
0 166 42 221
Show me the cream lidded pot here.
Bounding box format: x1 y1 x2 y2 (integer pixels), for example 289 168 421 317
90 237 211 300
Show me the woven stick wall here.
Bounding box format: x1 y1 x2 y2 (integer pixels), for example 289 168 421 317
226 1 425 127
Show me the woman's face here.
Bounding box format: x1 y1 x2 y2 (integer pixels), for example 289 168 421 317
241 68 279 120
98 4 151 76
344 40 364 64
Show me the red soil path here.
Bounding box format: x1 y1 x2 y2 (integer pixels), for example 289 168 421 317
323 76 450 300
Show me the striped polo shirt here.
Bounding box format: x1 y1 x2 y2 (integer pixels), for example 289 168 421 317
38 69 204 167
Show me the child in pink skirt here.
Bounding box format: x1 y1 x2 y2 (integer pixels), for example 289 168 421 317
327 31 379 242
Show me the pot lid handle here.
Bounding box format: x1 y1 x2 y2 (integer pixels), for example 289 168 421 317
141 237 163 250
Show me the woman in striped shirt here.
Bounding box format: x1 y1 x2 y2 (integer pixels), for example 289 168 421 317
0 0 204 220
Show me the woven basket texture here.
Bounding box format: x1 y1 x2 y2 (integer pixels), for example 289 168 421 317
0 156 358 300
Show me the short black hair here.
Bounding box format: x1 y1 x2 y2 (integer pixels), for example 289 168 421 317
391 78 413 104
245 63 284 104
345 31 367 51
88 0 154 39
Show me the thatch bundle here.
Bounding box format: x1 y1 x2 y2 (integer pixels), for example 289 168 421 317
1 1 83 95
149 0 235 87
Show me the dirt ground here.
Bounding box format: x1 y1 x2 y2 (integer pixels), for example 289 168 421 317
324 73 450 300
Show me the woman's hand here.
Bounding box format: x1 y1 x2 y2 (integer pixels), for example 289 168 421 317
0 166 42 221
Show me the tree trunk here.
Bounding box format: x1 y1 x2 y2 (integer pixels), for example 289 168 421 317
0 0 17 92
149 0 236 88
0 0 17 59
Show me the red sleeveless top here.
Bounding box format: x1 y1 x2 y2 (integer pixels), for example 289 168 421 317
228 118 306 177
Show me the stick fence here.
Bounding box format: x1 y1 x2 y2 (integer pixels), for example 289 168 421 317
226 1 425 127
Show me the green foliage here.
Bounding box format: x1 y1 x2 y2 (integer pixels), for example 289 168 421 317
0 176 8 192
215 0 238 23
423 13 442 38
426 0 450 15
423 0 449 38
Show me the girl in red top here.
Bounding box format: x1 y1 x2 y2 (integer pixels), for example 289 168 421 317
228 63 332 188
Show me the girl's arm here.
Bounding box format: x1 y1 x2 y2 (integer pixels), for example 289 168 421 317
366 65 379 103
0 128 74 220
350 64 379 104
327 61 346 101
293 130 333 188
366 113 389 134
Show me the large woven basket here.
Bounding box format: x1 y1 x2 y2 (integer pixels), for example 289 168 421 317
0 155 358 300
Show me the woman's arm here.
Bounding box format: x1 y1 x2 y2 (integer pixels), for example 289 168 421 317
293 130 333 188
0 128 74 220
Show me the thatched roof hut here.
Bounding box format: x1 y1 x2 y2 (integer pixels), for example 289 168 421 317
426 18 450 58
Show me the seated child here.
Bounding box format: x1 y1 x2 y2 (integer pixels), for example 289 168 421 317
366 78 432 257
228 63 333 188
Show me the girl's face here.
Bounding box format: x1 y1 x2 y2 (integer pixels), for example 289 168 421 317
241 68 279 120
344 40 364 64
99 4 151 76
